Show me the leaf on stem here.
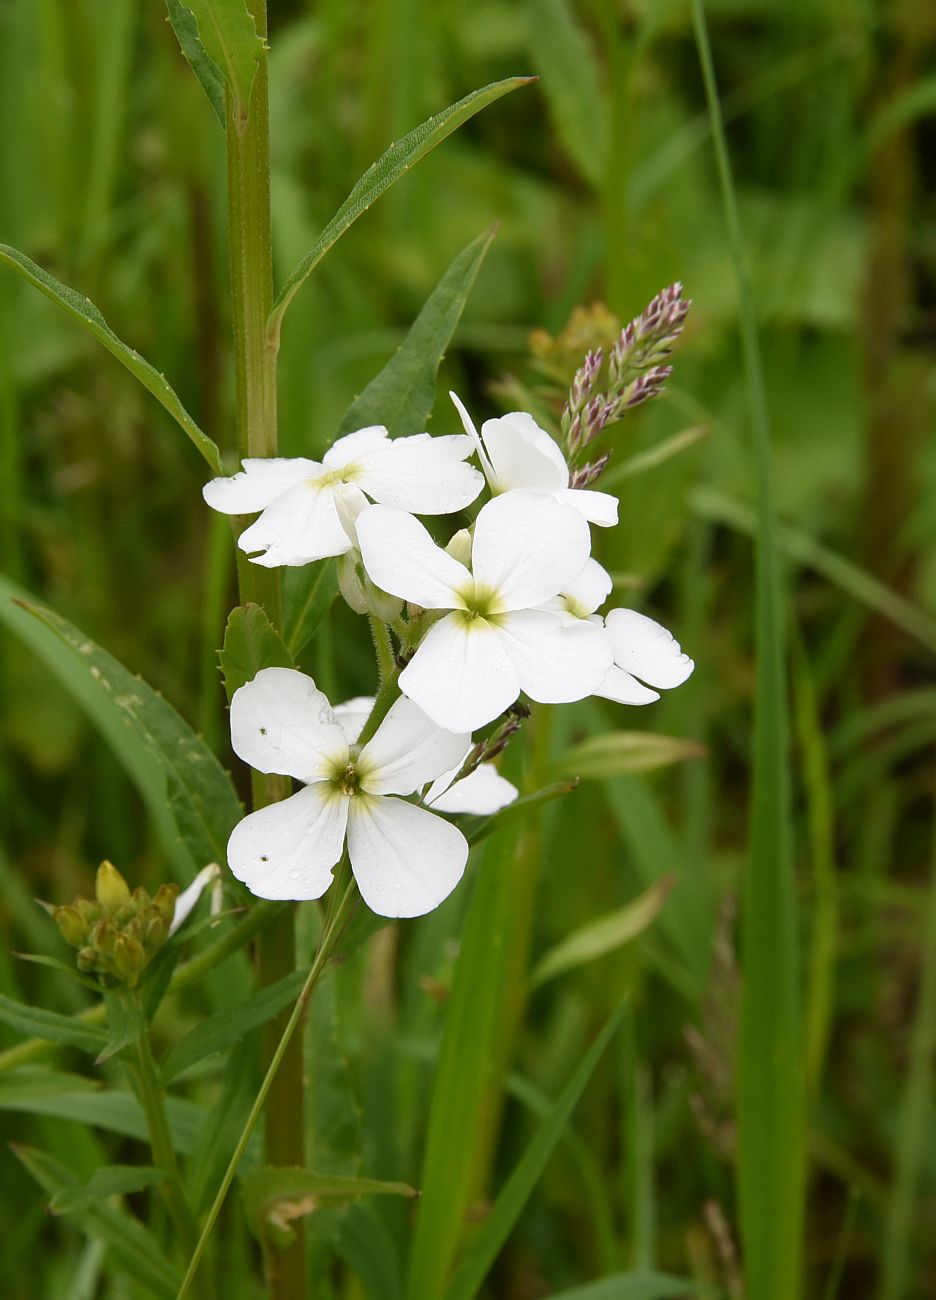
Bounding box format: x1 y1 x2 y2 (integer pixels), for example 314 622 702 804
0 244 220 472
50 1164 168 1215
181 0 263 122
269 78 535 334
338 225 497 438
219 603 294 702
464 779 579 847
282 560 340 657
164 0 226 127
14 595 242 876
243 1167 417 1250
0 995 107 1053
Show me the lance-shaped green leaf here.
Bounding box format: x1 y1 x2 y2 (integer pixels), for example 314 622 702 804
243 1167 417 1249
13 1146 180 1300
441 1006 625 1300
165 0 226 127
338 226 497 438
530 876 675 988
282 560 339 658
0 244 220 471
183 0 263 120
0 995 107 1054
464 779 579 847
51 1165 168 1216
547 1274 713 1300
7 586 241 875
160 968 306 1084
269 78 534 334
558 731 707 780
219 602 293 703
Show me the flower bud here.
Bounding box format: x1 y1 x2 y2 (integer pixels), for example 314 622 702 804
337 551 402 622
53 905 88 948
445 528 472 568
77 947 97 972
76 897 102 926
145 913 170 952
95 861 131 911
132 885 150 909
91 916 118 959
152 883 179 924
113 934 144 986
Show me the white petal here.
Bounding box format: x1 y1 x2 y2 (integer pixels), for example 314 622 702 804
481 412 569 492
238 480 351 567
347 795 467 917
471 491 592 611
202 458 322 515
359 696 469 796
594 664 660 705
356 434 484 513
227 784 348 900
497 609 613 704
428 763 518 815
332 696 375 745
322 426 389 469
605 608 694 689
555 487 619 527
230 667 348 782
449 390 495 483
562 558 613 617
169 863 222 936
399 613 519 731
356 506 469 609
334 483 370 546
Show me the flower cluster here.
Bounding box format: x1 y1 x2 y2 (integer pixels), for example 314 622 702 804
204 343 694 917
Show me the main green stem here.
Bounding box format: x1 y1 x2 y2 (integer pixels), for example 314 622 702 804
226 5 305 1297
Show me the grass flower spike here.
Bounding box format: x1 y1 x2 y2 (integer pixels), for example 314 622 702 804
357 490 613 731
450 392 618 526
227 668 470 917
203 425 484 567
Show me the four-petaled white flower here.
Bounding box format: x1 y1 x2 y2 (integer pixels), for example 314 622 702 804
202 425 484 568
356 490 613 732
450 392 619 527
334 697 518 815
227 668 471 917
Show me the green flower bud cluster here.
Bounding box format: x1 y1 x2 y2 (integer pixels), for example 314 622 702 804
52 861 179 987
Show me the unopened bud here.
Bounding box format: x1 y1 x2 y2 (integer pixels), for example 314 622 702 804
76 897 102 926
145 913 170 952
152 883 179 924
95 861 130 911
91 916 118 959
53 905 88 948
113 934 145 985
77 947 97 972
445 528 473 567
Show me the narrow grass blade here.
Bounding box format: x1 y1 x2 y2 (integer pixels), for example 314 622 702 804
338 225 496 437
269 78 534 334
558 731 707 780
0 244 220 471
0 1082 205 1154
13 1145 180 1299
878 809 936 1300
165 0 226 127
691 486 936 657
442 1005 625 1300
525 0 608 187
531 877 674 988
14 591 242 874
691 4 805 1297
463 779 579 847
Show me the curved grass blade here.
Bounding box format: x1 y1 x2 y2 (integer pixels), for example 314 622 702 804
269 79 534 337
0 244 220 472
691 4 805 1297
546 1275 712 1300
338 225 497 438
165 0 226 127
442 1005 625 1300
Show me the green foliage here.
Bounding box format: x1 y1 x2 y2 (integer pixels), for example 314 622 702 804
243 1166 416 1250
219 602 293 702
558 731 706 779
50 1164 168 1215
283 561 340 658
0 996 107 1054
181 0 263 122
164 0 227 128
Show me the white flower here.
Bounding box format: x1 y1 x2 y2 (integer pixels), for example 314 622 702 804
226 668 471 917
333 696 518 816
450 392 618 527
356 490 613 732
202 425 484 568
597 608 694 705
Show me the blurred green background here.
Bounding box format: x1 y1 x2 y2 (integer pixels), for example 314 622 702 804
0 0 934 1296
